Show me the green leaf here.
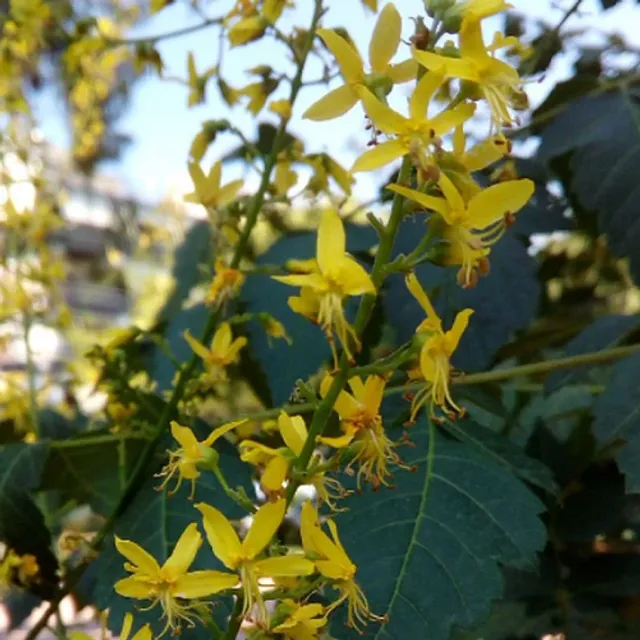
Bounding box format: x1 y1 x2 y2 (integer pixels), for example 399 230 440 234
41 431 147 516
593 353 640 492
150 220 213 391
93 434 253 638
332 417 547 639
242 224 377 405
385 221 540 371
546 315 639 392
539 87 640 283
441 418 558 494
0 443 58 599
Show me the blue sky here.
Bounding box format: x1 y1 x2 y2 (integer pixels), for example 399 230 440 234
36 0 640 204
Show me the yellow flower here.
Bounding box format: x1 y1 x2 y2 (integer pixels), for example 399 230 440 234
404 274 473 420
413 20 524 131
300 502 382 631
269 98 292 120
157 420 247 498
184 160 243 209
352 74 476 172
197 498 315 622
0 550 39 592
303 4 416 121
461 0 512 25
226 0 286 47
184 322 247 382
318 374 405 489
271 599 328 639
263 315 292 345
116 613 152 640
388 173 533 287
114 523 238 635
205 258 245 306
273 210 375 364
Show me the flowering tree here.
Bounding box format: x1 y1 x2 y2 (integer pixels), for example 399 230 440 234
2 0 640 639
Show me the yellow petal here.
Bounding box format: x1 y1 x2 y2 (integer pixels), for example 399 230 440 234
405 273 441 327
170 421 199 450
203 419 248 446
459 21 491 65
336 257 375 296
253 555 315 578
223 336 247 363
317 29 365 84
317 209 346 276
261 456 290 491
311 523 351 572
174 570 238 598
364 375 386 415
211 322 232 354
114 576 153 599
273 273 329 291
462 137 507 172
208 161 222 192
317 431 356 448
114 537 160 576
387 184 449 216
183 330 211 361
453 126 466 156
218 179 243 207
163 523 202 579
242 498 286 559
357 86 407 134
438 173 466 214
132 626 152 640
413 49 479 82
240 440 279 466
429 103 476 138
409 71 444 120
466 179 534 229
369 3 401 73
278 412 307 456
300 501 320 554
347 376 366 400
196 503 243 570
303 84 359 121
352 138 406 172
447 308 474 353
120 613 134 640
419 337 440 382
320 375 360 419
387 58 418 83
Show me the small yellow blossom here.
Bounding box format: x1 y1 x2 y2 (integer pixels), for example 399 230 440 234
0 550 39 592
114 523 238 635
269 98 292 119
157 419 247 498
273 210 375 364
388 173 533 287
300 502 382 631
226 0 286 47
271 599 328 639
413 19 525 131
184 160 243 209
263 315 292 345
303 4 416 121
184 323 247 382
318 374 405 489
352 74 476 172
404 274 473 420
206 258 245 306
197 498 315 622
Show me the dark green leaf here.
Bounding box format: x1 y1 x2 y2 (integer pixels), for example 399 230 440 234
4 589 42 629
594 353 640 492
599 0 621 8
242 225 377 405
539 87 640 283
93 435 253 638
0 443 57 599
546 315 639 392
332 418 547 639
385 221 540 371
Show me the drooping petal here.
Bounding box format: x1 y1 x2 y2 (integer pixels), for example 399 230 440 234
357 86 408 134
303 84 359 121
242 498 286 559
419 337 440 382
351 138 407 172
387 58 418 83
466 179 534 229
438 173 466 214
240 440 280 466
429 102 476 138
174 570 238 598
317 29 365 84
317 209 346 275
446 308 474 353
261 455 290 492
279 412 307 456
409 71 444 121
387 184 449 216
211 322 232 354
363 375 386 415
336 257 375 296
204 419 248 446
162 523 202 579
170 421 199 451
114 576 153 599
413 49 479 82
196 503 242 570
369 3 401 73
183 330 212 361
114 537 160 576
218 180 243 207
253 555 315 578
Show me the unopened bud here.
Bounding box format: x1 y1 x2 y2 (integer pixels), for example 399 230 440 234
412 17 430 50
441 7 463 34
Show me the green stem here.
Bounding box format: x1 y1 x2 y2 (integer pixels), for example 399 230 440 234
47 433 148 450
223 595 245 640
103 16 223 47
